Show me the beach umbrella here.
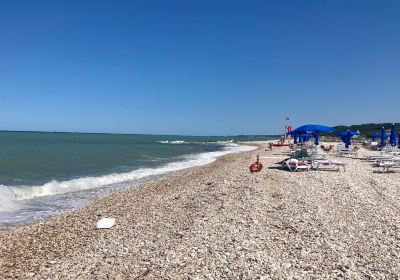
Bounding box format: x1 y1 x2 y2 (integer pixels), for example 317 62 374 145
293 133 298 144
299 133 312 141
293 124 335 134
369 134 377 141
380 127 386 148
295 133 312 143
288 129 309 144
339 134 350 148
390 123 396 146
370 133 389 142
339 130 360 148
369 133 388 141
288 130 306 135
293 124 335 146
339 130 359 137
313 131 319 145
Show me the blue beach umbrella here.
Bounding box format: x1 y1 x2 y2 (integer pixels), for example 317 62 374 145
390 124 396 146
313 131 319 145
293 124 335 146
288 130 308 144
288 130 306 135
340 135 349 147
380 127 386 148
369 134 378 141
338 130 360 137
369 133 388 141
293 133 298 144
293 124 335 133
339 130 359 148
295 133 311 143
299 133 312 142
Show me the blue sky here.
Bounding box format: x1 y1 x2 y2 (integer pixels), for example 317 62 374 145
0 1 399 135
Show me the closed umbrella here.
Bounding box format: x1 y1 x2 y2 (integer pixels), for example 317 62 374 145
390 123 396 146
339 130 360 148
293 133 298 144
314 131 319 145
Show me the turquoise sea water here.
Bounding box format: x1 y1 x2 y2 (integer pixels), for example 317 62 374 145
0 131 273 229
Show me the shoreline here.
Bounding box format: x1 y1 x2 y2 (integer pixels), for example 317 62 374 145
0 141 260 231
1 142 399 279
0 142 263 234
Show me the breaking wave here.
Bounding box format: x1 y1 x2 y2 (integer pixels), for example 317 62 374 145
0 144 255 212
156 140 188 144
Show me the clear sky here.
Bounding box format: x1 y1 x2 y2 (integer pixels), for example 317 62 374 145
1 1 399 135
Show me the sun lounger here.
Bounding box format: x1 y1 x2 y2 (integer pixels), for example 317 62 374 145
373 157 400 165
282 159 310 172
310 153 328 162
336 148 358 158
312 160 346 172
364 155 393 162
375 161 400 173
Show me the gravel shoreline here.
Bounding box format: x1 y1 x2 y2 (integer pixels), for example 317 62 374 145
1 143 399 279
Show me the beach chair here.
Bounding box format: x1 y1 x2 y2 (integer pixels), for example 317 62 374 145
282 159 310 172
336 144 359 158
288 148 310 161
310 152 327 162
336 149 358 158
312 160 346 172
375 160 400 173
373 156 400 165
370 142 379 150
364 155 393 162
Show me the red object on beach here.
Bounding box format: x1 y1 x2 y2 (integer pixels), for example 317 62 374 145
249 161 263 173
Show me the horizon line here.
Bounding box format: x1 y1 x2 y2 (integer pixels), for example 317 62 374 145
0 129 279 138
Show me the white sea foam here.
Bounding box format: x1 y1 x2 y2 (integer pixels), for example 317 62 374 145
0 144 256 212
0 186 19 212
157 140 187 144
217 140 234 144
170 140 185 144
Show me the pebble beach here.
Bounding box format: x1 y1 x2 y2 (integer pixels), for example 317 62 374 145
1 142 399 279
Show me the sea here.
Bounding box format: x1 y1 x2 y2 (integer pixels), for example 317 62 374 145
0 131 274 230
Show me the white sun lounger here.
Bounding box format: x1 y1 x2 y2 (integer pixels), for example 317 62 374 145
313 160 346 172
282 159 310 172
336 149 358 158
364 155 393 162
374 161 400 173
